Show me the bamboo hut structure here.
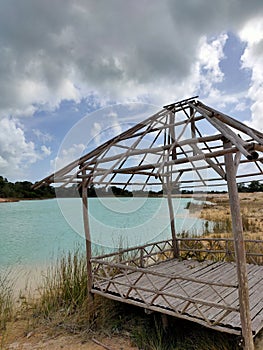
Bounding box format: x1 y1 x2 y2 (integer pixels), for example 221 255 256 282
35 97 263 350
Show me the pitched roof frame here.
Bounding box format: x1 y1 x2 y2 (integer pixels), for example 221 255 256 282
35 96 263 191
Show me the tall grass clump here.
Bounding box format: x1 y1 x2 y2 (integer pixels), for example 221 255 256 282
36 249 88 317
33 248 118 335
0 270 14 330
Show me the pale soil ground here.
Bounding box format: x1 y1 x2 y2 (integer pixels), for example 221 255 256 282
2 319 263 350
1 320 137 350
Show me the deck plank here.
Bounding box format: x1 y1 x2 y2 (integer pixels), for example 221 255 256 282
93 258 263 336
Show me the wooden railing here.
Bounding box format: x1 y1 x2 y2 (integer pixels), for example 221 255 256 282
178 238 263 265
92 237 263 268
91 238 263 331
92 239 174 269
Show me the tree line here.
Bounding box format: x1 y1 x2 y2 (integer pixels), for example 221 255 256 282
0 176 55 199
237 180 263 193
1 176 262 199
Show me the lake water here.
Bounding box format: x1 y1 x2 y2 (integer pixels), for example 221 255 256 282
0 197 206 270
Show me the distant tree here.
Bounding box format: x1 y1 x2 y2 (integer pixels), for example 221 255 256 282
237 183 248 193
248 180 263 192
237 180 263 193
110 186 132 197
0 177 55 199
88 184 96 197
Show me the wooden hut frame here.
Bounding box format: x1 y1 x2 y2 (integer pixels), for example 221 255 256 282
35 97 263 350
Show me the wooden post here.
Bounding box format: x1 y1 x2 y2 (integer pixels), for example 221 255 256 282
81 178 93 300
224 141 254 350
167 186 180 258
167 112 179 258
190 106 197 156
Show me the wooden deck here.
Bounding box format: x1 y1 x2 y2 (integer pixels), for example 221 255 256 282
91 239 263 336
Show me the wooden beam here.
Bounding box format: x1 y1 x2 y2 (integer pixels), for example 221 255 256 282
192 103 258 161
223 140 254 350
189 142 225 179
197 101 263 143
123 128 163 190
163 95 199 111
113 145 239 175
33 108 167 188
95 134 223 166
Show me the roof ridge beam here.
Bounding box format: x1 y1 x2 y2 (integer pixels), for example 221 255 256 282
190 103 259 160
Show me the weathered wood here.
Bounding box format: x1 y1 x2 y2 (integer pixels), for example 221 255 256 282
224 140 254 350
197 101 263 143
190 106 196 152
123 127 164 191
189 142 226 179
193 103 258 161
111 146 242 176
161 157 263 178
34 97 263 190
164 186 179 259
94 238 263 334
92 288 241 335
163 96 199 110
92 257 263 337
81 177 93 299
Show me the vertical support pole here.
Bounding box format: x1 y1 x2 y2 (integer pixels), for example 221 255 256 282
190 107 196 156
190 107 195 139
167 111 179 258
81 178 93 300
167 185 179 258
224 141 254 350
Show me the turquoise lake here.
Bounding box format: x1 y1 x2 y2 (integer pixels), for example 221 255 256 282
0 197 207 269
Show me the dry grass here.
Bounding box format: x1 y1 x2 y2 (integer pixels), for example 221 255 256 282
0 270 14 331
200 193 263 240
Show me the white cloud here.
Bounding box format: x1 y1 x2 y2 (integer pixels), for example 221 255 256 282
0 117 40 178
1 1 263 183
41 145 51 156
33 129 52 143
91 122 102 147
234 102 248 112
0 1 262 117
51 143 86 172
108 112 122 136
197 33 228 92
239 16 263 130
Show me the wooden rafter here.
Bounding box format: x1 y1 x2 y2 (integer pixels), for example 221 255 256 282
34 97 263 191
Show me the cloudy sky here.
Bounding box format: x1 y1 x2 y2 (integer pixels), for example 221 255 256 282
1 0 263 182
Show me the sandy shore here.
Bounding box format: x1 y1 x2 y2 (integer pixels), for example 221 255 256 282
0 198 19 203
